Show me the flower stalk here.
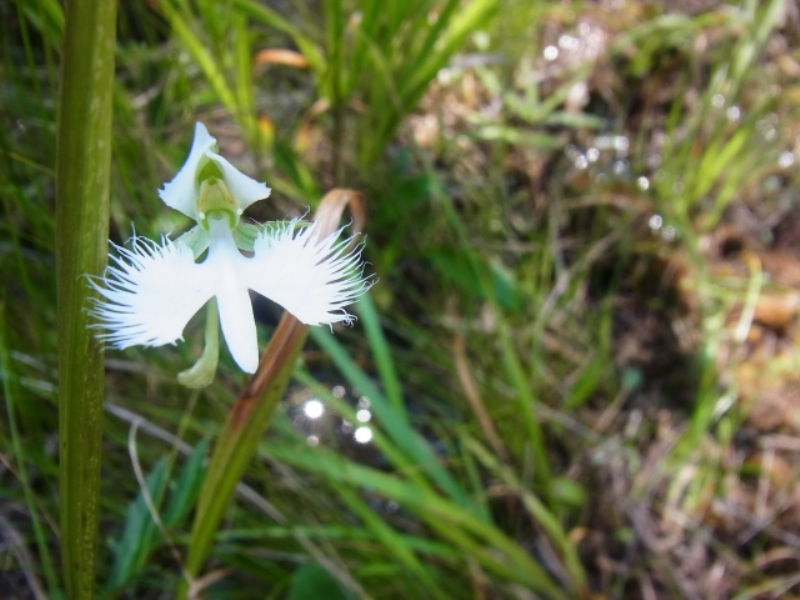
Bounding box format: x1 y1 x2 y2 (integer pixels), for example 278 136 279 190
56 0 117 597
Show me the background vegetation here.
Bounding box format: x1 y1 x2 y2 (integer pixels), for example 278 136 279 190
3 0 800 597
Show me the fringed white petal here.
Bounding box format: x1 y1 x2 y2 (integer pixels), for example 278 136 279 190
89 237 215 348
242 220 373 326
89 215 372 374
208 153 271 212
158 122 216 221
204 218 260 373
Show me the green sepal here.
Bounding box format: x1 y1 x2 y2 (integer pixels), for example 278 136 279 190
233 222 261 252
175 226 210 260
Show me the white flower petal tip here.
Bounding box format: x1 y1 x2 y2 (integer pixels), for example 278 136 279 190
243 220 375 327
158 122 271 221
88 236 214 349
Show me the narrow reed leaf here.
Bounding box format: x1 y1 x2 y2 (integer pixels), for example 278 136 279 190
336 486 444 597
428 170 554 506
233 14 258 143
355 293 405 419
104 439 208 591
465 435 588 592
56 0 116 596
232 0 327 75
496 318 554 503
162 438 210 527
268 442 568 599
400 0 500 105
160 1 238 115
106 457 171 590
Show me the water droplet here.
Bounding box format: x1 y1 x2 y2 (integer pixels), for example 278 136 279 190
332 385 346 398
356 409 372 423
662 225 676 241
567 81 588 109
637 176 650 190
358 396 371 409
712 94 725 108
593 135 629 155
726 106 741 122
586 147 600 162
613 136 629 153
574 155 589 170
779 151 795 168
543 45 559 61
558 34 580 50
613 159 629 176
354 426 373 444
303 399 324 419
648 214 663 231
307 435 319 446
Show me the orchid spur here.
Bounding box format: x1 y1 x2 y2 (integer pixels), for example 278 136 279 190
90 123 371 381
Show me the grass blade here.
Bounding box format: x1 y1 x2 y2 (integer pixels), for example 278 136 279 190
268 441 568 599
0 305 61 598
355 293 405 419
232 0 327 75
160 1 238 116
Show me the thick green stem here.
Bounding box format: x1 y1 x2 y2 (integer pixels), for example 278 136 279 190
56 0 116 597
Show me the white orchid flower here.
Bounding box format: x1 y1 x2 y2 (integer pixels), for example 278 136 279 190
90 122 371 378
